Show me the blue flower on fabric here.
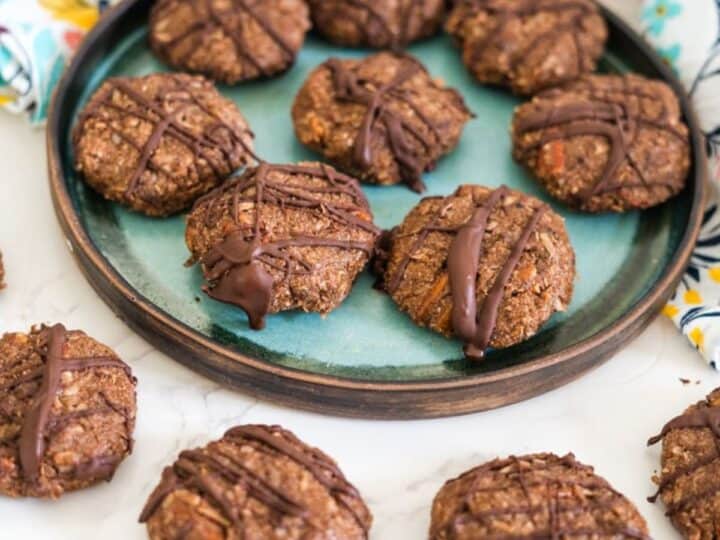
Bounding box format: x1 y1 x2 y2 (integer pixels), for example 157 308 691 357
657 43 682 74
642 0 683 36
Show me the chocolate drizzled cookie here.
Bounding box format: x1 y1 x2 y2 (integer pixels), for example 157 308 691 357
648 387 720 538
308 0 445 49
446 0 607 95
185 162 380 329
149 0 310 84
430 453 650 539
292 52 472 192
0 324 136 498
73 73 255 216
140 424 372 539
512 74 691 213
380 184 574 360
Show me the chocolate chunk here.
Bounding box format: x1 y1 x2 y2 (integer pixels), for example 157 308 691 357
446 0 607 95
648 387 720 538
0 324 136 498
139 424 372 539
73 73 255 216
382 184 575 359
512 74 691 213
308 0 445 49
185 162 380 328
292 52 472 192
149 0 311 84
430 453 650 539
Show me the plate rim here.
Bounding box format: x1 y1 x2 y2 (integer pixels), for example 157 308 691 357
46 0 708 418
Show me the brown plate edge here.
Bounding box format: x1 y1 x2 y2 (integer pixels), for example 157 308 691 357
45 0 708 419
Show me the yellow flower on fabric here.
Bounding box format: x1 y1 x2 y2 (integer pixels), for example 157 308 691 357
684 289 703 305
709 267 720 283
689 327 705 352
663 304 680 319
38 0 99 30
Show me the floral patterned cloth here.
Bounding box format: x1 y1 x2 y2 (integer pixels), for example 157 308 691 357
0 0 115 124
641 0 720 367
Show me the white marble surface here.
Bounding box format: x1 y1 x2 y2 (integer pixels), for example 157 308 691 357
1 2 711 538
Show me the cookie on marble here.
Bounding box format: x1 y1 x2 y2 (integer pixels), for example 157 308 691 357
185 161 380 329
648 387 720 539
380 184 574 360
149 0 311 84
73 73 255 216
445 0 607 95
512 74 691 213
308 0 445 49
292 52 473 192
0 324 137 499
430 453 650 539
139 424 372 539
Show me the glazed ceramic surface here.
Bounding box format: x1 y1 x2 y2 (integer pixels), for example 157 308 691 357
48 0 704 416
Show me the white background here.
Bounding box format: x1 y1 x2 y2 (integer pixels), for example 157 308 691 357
1 2 707 538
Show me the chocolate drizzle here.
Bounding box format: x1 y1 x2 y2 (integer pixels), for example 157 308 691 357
319 0 414 49
191 162 379 329
139 425 370 537
325 54 448 192
151 0 295 78
459 0 596 80
439 454 650 539
515 76 688 203
5 324 133 482
387 186 546 360
647 395 720 516
74 74 255 203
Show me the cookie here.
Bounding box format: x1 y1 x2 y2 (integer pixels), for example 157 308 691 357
308 0 445 49
139 424 372 539
292 52 472 192
185 162 380 329
512 74 691 213
0 324 137 499
73 73 255 216
0 250 4 289
648 387 720 538
149 0 311 84
380 184 574 360
430 453 650 539
445 0 607 95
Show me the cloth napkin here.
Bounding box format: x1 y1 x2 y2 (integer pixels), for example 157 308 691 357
640 0 720 367
0 0 114 124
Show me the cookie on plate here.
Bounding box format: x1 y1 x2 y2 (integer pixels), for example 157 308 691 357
430 453 650 539
0 324 137 499
445 0 607 95
73 73 255 216
380 184 574 360
292 52 472 192
512 74 691 213
139 424 372 539
648 387 720 539
149 0 311 84
308 0 445 49
185 161 380 329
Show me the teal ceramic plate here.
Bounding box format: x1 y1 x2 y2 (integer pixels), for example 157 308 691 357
48 0 706 418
